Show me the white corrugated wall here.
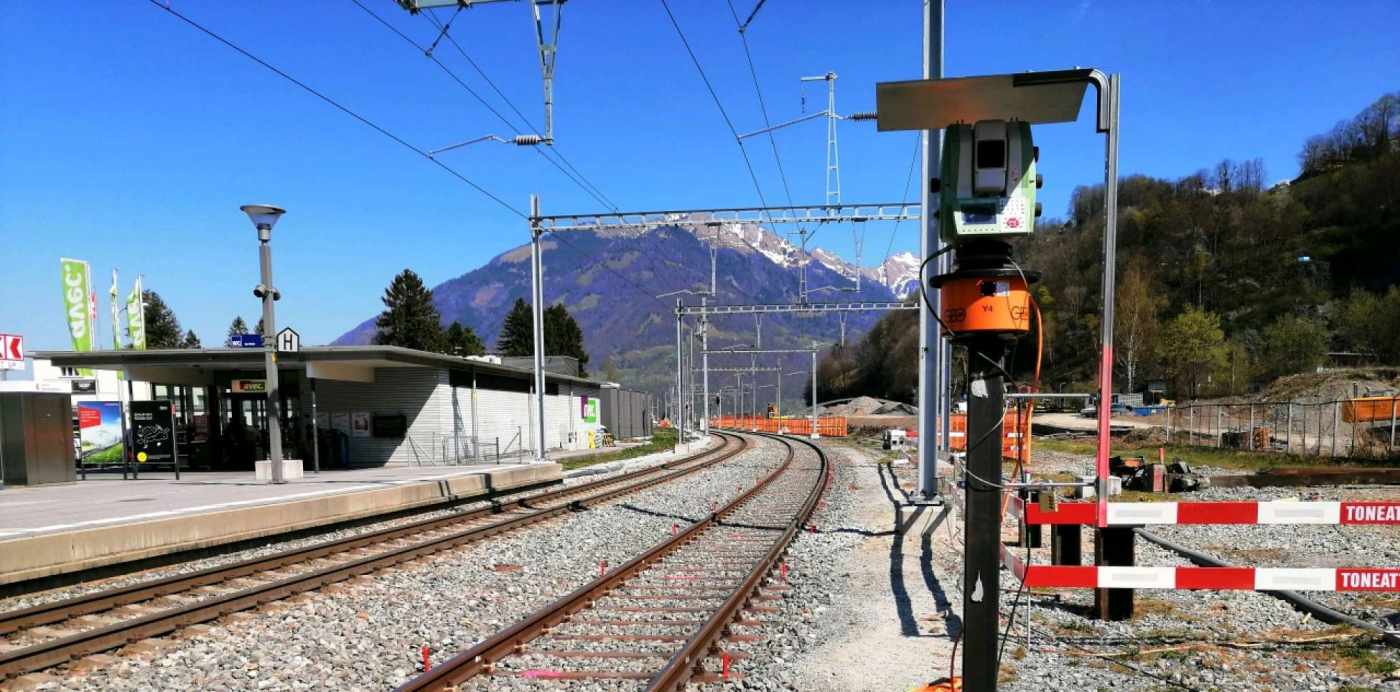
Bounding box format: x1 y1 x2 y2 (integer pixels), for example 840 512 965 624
310 368 450 467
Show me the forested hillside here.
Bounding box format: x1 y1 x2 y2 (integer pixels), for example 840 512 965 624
812 91 1400 404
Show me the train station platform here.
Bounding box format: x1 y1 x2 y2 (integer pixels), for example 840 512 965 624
0 462 561 588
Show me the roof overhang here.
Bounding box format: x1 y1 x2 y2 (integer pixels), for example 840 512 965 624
34 346 601 386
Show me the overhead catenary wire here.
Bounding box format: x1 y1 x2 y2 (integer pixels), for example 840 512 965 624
881 135 923 273
347 0 617 212
658 0 777 228
421 11 621 212
146 0 526 220
725 0 795 209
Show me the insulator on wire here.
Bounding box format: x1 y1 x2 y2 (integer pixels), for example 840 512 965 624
847 111 878 121
513 134 544 146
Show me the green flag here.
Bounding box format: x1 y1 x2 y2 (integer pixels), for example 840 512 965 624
126 276 146 351
60 258 94 374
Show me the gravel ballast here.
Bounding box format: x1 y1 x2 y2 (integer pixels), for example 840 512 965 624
34 433 780 690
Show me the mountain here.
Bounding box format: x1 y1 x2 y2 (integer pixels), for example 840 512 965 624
335 219 913 398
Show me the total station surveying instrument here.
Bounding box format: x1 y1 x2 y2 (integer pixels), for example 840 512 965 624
930 119 1041 342
876 67 1122 692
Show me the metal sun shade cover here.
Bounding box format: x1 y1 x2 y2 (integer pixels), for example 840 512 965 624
875 71 1091 131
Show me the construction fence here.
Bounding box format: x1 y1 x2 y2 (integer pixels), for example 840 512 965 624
711 416 849 437
1162 397 1399 460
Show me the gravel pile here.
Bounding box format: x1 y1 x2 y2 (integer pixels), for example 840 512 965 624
0 436 721 616
37 433 783 691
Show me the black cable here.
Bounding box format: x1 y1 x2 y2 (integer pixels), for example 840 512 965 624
880 136 922 276
421 11 621 211
915 243 957 335
726 0 795 209
996 542 1029 667
658 0 777 230
348 0 617 213
148 0 526 219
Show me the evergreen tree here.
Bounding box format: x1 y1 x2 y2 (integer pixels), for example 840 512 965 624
227 316 249 340
143 290 184 349
497 298 534 356
545 303 590 375
496 300 591 374
255 317 265 336
373 269 444 351
443 321 486 356
180 330 202 349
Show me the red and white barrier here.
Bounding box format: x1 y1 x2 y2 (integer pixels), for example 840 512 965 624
1008 498 1400 527
1001 547 1400 592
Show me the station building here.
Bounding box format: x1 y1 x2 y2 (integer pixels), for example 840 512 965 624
31 346 653 471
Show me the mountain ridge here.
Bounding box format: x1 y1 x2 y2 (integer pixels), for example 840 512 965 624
334 219 915 396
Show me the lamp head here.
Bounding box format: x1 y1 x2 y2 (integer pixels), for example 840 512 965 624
240 204 286 237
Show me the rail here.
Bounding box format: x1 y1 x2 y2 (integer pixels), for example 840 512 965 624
396 431 829 690
0 433 748 680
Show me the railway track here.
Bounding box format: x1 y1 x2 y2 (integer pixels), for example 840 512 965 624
397 432 830 691
0 432 751 681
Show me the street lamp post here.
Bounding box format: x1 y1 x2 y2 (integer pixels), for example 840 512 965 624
241 204 287 484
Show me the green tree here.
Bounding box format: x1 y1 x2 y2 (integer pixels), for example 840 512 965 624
495 300 591 374
255 317 265 337
1257 315 1329 381
1114 259 1165 393
497 298 534 356
180 330 202 349
373 269 444 351
1334 288 1400 364
544 304 590 375
227 316 249 340
1157 306 1228 399
443 321 486 357
143 290 184 349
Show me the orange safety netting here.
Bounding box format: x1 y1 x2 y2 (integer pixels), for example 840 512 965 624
709 416 849 437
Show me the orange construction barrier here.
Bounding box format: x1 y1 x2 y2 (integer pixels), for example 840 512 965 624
710 416 849 437
908 407 1031 462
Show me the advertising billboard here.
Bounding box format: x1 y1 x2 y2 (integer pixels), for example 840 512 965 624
130 400 175 465
77 401 124 465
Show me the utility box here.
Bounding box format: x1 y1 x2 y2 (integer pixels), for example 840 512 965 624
0 392 77 486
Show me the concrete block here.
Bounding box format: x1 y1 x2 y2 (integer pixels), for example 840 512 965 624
255 458 304 481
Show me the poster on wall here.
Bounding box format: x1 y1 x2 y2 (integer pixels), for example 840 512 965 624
130 400 175 465
77 401 124 465
331 412 350 434
351 412 371 438
581 397 600 425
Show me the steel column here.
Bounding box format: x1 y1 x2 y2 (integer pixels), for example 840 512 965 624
1091 73 1122 524
529 195 548 461
810 346 819 438
916 0 944 503
258 231 285 483
675 300 684 442
701 297 709 434
962 337 1005 690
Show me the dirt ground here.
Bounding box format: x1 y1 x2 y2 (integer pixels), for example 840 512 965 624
793 444 962 691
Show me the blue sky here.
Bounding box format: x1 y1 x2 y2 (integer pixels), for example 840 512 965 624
3 0 1397 351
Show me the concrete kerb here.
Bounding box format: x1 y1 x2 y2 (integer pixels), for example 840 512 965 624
0 463 561 587
562 435 718 480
